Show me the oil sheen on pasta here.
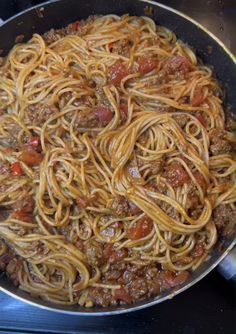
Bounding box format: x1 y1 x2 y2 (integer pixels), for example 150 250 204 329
0 15 235 307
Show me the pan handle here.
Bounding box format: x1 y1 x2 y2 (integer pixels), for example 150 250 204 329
217 247 236 284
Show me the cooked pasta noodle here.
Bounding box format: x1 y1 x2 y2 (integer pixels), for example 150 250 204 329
0 14 235 307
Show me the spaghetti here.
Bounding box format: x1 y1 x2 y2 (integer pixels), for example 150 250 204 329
0 14 235 307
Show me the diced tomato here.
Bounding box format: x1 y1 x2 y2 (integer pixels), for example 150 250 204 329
191 243 205 258
114 287 132 304
163 55 190 75
94 106 113 125
69 20 80 30
12 210 32 223
108 61 130 85
196 113 207 127
108 42 113 51
10 162 23 176
20 149 43 166
193 170 206 189
28 136 40 148
191 89 205 107
164 163 190 188
127 216 153 240
160 270 189 288
137 56 157 75
172 271 190 285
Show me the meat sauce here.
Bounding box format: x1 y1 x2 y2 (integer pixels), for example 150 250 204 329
0 15 234 309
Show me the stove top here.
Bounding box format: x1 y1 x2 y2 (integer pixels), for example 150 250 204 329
0 1 235 333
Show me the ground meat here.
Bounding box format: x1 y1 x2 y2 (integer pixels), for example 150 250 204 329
111 196 129 217
74 109 98 128
173 114 189 128
58 92 73 109
43 16 99 44
103 267 122 281
121 265 160 301
191 243 205 258
163 162 190 187
129 277 148 300
84 239 104 266
95 87 110 106
75 239 84 250
111 196 143 217
212 204 234 235
0 137 18 150
27 104 59 126
149 156 166 175
0 252 13 270
0 208 11 221
186 182 200 210
128 201 142 215
110 39 131 57
76 194 97 209
111 248 128 263
0 252 22 286
43 28 66 44
75 107 113 128
0 160 10 175
89 287 116 307
210 140 233 155
157 200 179 220
103 244 128 264
162 55 190 76
209 128 234 155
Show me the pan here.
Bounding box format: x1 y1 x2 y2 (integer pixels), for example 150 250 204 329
0 0 235 316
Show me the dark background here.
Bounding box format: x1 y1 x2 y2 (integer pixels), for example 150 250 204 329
0 1 235 333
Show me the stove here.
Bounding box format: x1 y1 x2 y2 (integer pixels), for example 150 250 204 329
0 1 235 333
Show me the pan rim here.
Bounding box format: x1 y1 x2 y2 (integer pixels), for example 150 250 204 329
0 0 235 316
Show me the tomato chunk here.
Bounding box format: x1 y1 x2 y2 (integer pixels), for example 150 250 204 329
137 56 157 75
164 163 190 188
193 171 206 189
28 136 40 148
12 210 32 223
69 20 80 30
93 106 113 125
20 150 43 166
163 55 190 75
191 243 205 258
196 113 207 127
114 287 132 304
108 61 130 85
127 216 153 240
191 89 205 107
160 270 189 288
10 162 23 176
108 42 113 51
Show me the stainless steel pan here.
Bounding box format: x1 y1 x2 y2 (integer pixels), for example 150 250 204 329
0 0 235 315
